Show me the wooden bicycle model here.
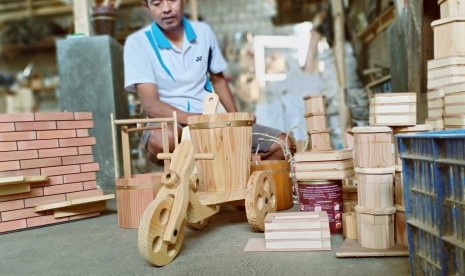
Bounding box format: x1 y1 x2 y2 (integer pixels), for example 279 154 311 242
137 109 277 266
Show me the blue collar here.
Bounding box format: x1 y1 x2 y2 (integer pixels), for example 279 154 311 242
151 17 197 49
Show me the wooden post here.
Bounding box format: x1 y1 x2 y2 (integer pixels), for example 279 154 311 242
330 0 350 131
73 0 92 36
189 0 198 21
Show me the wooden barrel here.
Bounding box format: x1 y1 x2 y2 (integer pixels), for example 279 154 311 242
250 160 293 211
188 113 253 193
115 172 162 229
357 212 394 249
357 172 394 209
352 126 393 168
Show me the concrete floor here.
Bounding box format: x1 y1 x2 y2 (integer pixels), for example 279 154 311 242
0 199 409 276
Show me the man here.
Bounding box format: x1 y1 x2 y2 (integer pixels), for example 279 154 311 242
124 0 293 164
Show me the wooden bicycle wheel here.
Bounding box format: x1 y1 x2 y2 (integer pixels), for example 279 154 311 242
245 171 277 231
138 196 186 266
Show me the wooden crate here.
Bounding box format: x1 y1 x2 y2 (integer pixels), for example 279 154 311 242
305 114 327 132
308 130 332 151
352 126 394 168
438 0 465 18
303 94 326 114
432 17 465 58
369 93 416 104
357 212 395 249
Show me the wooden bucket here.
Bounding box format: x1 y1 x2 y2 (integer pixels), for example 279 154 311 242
357 172 394 209
357 212 394 249
115 172 162 229
352 126 393 168
250 160 293 211
188 113 253 195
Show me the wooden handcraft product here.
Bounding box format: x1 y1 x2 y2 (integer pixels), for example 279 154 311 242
427 88 444 100
250 160 293 211
444 81 465 94
395 205 407 246
428 107 444 118
303 94 326 114
427 76 465 90
357 172 394 209
188 113 253 204
369 93 416 105
308 129 332 151
445 91 465 104
343 130 354 149
432 17 465 58
445 103 465 116
116 172 162 229
305 113 327 132
444 115 465 127
369 113 416 127
356 212 395 249
352 126 394 168
294 149 353 162
369 102 416 114
439 0 465 18
342 212 357 240
425 117 445 130
0 175 48 196
428 65 465 79
428 97 444 109
393 125 433 167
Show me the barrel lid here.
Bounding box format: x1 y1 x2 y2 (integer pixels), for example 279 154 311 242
351 126 392 133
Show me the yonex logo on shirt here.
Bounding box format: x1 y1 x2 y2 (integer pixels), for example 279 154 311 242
196 56 202 62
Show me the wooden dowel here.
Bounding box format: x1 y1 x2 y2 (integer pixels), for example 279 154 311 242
110 113 119 179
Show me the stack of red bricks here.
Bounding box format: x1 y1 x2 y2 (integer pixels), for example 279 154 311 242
0 112 104 234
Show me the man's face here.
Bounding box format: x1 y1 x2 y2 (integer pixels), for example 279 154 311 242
144 0 184 32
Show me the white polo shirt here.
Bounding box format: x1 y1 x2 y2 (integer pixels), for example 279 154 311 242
124 18 227 113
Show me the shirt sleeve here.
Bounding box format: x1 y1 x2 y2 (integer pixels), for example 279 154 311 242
205 24 227 74
124 35 157 93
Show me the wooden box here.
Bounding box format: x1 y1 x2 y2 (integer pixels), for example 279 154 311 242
308 130 332 151
433 17 465 58
116 172 162 229
370 103 416 114
357 212 395 249
352 126 394 169
357 172 394 209
303 94 326 114
305 114 327 132
438 0 465 18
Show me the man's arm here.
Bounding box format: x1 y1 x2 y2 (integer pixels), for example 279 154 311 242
135 83 200 125
210 72 237 113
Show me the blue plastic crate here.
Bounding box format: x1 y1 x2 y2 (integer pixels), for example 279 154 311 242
407 224 443 276
442 238 465 276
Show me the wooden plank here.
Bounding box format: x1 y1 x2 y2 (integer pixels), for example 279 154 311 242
69 194 114 206
54 201 105 218
357 6 396 44
0 176 25 186
121 126 131 179
244 238 331 252
161 122 170 171
369 93 416 104
73 0 92 36
0 175 47 196
295 159 353 172
294 149 353 162
295 169 354 180
0 183 30 196
336 238 408 257
110 113 119 179
189 0 198 21
428 56 465 70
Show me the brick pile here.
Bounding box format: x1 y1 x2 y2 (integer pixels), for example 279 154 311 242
0 112 104 234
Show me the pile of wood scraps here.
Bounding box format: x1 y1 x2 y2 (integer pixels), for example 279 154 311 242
244 212 331 252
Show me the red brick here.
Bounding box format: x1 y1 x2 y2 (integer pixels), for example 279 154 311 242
76 129 89 137
20 157 62 169
1 207 40 221
0 168 40 178
34 112 74 121
82 181 98 190
0 149 38 161
24 194 66 208
0 142 17 152
43 182 83 195
59 137 95 147
57 120 93 130
48 175 64 185
66 189 103 200
15 121 57 131
74 112 93 120
0 187 43 202
81 162 99 172
78 146 92 155
0 113 34 123
38 147 78 158
41 164 80 176
0 219 27 233
0 200 24 212
0 131 36 142
36 129 76 140
0 160 20 172
0 123 15 132
27 215 68 227
17 139 59 150
69 212 100 221
63 172 96 183
62 154 93 165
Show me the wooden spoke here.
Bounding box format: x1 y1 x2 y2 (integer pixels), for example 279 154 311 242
245 171 277 231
